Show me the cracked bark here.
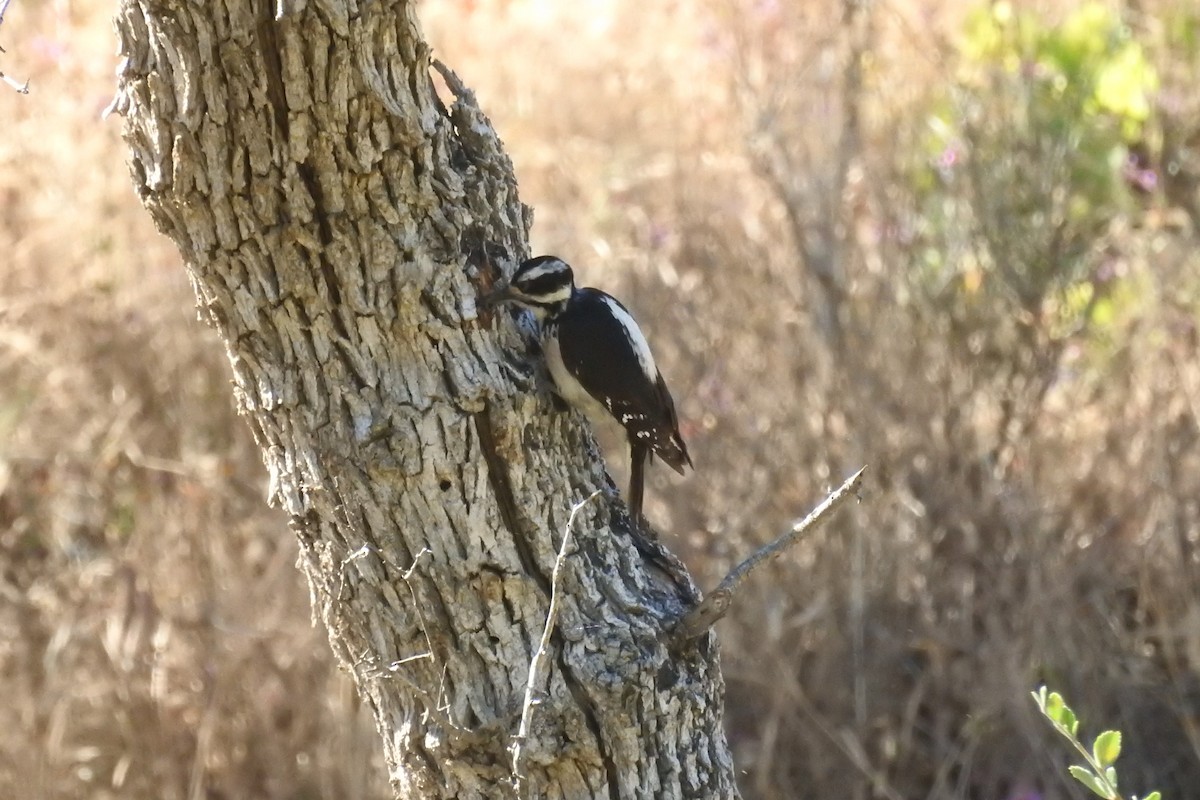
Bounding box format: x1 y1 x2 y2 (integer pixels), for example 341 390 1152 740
108 1 740 798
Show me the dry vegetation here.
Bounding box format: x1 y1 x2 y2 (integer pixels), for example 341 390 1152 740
2 0 1199 798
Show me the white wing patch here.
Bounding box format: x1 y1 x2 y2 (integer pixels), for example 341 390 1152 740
598 294 658 384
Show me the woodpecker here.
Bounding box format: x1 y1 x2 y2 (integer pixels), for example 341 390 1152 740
482 255 692 521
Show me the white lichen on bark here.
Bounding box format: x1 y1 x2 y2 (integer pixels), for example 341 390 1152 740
109 1 740 797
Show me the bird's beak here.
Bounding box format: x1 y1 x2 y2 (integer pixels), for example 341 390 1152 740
478 282 514 309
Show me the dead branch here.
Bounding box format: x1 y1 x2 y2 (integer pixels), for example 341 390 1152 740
672 466 866 643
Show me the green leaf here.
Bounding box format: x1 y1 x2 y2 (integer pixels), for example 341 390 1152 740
1041 690 1081 736
1094 43 1157 123
1093 730 1122 767
1046 691 1065 721
1068 765 1112 798
1140 792 1162 800
1061 705 1079 736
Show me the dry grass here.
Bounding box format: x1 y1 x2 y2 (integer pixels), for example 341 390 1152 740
2 0 1199 798
0 3 383 798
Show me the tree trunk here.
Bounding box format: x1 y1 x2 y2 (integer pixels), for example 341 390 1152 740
108 1 739 797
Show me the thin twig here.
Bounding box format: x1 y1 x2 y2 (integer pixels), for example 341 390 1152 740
512 490 601 793
0 0 29 94
672 466 867 642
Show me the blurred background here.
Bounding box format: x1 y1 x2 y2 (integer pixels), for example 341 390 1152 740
2 0 1199 797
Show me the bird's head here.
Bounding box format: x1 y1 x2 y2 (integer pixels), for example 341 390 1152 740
481 255 575 320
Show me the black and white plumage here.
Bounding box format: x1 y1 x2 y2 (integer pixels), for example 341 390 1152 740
483 255 692 521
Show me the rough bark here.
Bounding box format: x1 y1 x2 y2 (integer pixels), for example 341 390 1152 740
108 1 739 798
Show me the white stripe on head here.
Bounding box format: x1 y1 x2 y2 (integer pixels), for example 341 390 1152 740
526 284 572 306
516 257 571 283
599 294 657 383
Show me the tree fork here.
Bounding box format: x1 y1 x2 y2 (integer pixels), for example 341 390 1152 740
107 1 740 797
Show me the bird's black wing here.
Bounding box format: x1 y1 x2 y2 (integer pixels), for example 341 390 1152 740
557 289 691 471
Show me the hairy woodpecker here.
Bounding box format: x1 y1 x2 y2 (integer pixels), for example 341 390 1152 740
483 255 692 521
